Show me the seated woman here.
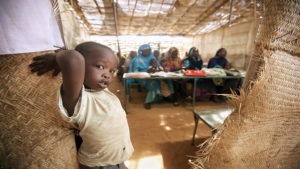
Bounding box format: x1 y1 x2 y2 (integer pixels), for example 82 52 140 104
160 47 182 72
160 47 184 106
182 47 203 70
208 48 241 102
128 44 162 109
148 58 175 105
181 47 214 100
208 48 230 69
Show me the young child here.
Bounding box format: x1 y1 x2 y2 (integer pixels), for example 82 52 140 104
29 42 133 169
147 58 163 73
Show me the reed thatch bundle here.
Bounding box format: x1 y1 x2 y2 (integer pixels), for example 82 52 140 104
191 0 300 168
0 52 78 169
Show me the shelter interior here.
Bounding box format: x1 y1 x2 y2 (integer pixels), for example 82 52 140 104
57 1 263 168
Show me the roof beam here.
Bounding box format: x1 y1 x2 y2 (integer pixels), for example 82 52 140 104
93 0 103 15
228 0 233 26
93 0 108 34
142 0 153 34
185 0 229 35
127 0 138 34
204 1 258 33
150 0 165 33
68 0 94 34
168 1 197 35
113 1 121 54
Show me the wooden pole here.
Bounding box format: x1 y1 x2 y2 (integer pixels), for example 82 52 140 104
228 0 233 27
113 1 121 55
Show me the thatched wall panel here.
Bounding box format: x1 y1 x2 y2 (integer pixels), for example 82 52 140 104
191 0 300 168
0 52 78 169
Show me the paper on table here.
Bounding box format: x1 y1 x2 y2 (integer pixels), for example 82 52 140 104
151 71 184 77
123 72 151 78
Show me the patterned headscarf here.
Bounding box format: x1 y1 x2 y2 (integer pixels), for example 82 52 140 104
182 47 203 70
167 47 178 58
188 47 201 59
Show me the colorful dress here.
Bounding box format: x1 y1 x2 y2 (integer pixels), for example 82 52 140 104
160 47 182 72
128 44 162 104
183 47 214 99
160 47 185 100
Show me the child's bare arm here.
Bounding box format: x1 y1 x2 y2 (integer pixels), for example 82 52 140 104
29 50 85 116
56 50 85 116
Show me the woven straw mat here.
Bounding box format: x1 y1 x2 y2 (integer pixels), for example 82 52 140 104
0 51 78 169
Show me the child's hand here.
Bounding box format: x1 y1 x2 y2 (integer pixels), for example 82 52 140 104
29 53 60 76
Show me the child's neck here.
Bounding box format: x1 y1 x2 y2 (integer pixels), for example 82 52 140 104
84 84 91 89
84 84 105 92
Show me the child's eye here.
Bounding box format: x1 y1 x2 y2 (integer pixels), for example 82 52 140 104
96 65 104 70
109 69 115 74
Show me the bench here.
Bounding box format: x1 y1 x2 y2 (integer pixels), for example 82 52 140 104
192 107 234 145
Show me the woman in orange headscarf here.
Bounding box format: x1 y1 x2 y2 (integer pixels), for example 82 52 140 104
160 47 182 72
160 47 185 106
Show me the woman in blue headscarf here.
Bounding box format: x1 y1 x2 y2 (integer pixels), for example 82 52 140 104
128 44 162 109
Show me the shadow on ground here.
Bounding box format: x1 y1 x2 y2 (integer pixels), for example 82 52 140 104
159 137 209 169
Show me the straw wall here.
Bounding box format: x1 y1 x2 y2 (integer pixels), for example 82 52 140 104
191 0 300 168
0 52 78 169
191 20 259 69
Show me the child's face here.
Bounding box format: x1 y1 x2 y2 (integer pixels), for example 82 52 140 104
154 51 160 58
84 47 118 91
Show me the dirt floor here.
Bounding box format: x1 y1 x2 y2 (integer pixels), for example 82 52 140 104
108 78 229 169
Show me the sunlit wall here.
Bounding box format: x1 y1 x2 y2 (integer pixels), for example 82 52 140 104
90 35 194 59
90 20 258 70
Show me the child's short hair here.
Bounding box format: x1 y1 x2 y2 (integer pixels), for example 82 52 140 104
75 41 114 57
150 58 156 63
